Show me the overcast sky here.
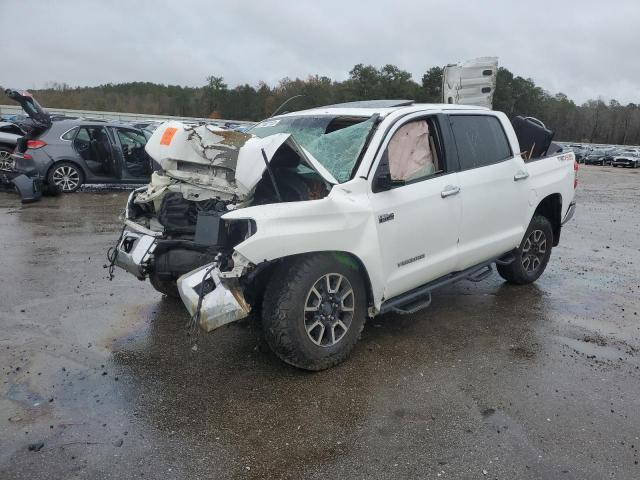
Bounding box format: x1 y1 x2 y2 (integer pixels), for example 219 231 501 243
2 0 639 105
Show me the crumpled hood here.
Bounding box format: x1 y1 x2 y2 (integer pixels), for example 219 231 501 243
140 121 336 204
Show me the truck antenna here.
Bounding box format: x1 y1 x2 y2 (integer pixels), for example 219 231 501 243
245 95 305 133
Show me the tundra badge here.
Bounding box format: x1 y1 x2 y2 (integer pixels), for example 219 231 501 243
397 254 425 268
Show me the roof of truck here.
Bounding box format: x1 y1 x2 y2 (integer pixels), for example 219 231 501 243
279 101 490 119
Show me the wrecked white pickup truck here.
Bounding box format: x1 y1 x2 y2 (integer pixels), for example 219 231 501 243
112 100 577 370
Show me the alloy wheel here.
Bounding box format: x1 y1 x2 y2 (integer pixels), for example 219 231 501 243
303 273 354 347
521 229 547 273
51 165 80 192
0 150 13 170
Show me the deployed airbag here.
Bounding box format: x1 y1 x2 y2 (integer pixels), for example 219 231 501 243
388 121 434 181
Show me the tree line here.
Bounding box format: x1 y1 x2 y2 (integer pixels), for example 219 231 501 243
27 64 640 145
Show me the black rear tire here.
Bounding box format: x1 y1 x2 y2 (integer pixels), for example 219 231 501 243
262 253 367 371
497 215 553 285
149 273 180 299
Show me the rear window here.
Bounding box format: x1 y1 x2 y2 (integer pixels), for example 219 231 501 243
449 115 512 170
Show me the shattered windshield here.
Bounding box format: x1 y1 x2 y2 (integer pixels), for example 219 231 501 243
251 115 376 182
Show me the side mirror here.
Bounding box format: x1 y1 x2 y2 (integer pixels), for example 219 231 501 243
375 172 405 191
375 172 390 191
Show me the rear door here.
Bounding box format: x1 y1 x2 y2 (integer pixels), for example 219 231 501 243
448 113 530 270
72 126 119 179
4 90 52 151
368 113 462 300
112 127 152 181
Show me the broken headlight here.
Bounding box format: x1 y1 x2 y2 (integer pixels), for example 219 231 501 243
223 218 257 249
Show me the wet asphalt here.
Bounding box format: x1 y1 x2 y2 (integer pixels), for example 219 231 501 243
1 166 640 479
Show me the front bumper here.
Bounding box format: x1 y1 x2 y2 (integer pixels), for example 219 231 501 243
114 230 157 279
612 160 635 166
562 201 576 225
177 263 251 332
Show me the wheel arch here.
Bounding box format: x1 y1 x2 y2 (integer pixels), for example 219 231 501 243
250 250 376 314
533 193 562 246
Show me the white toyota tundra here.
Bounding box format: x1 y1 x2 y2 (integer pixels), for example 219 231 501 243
112 99 577 370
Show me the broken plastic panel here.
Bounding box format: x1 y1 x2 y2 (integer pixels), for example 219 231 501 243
177 264 251 332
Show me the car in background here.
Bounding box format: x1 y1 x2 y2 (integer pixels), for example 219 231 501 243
0 121 25 170
5 89 154 197
602 147 624 164
0 113 31 130
572 145 591 163
583 149 609 166
11 119 154 193
611 151 640 168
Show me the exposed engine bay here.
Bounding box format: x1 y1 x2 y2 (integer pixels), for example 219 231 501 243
122 121 336 285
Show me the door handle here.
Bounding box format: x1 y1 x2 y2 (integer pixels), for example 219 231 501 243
441 185 460 198
514 170 530 181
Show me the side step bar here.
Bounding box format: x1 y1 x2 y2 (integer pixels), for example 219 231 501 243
379 251 516 316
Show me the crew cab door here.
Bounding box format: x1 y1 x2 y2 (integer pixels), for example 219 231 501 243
447 113 530 270
368 113 462 300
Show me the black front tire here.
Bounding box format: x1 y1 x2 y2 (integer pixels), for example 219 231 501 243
261 253 367 371
149 273 180 299
497 215 553 285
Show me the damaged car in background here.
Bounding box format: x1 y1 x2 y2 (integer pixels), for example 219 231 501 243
0 121 25 170
2 89 157 202
0 120 25 188
111 95 577 371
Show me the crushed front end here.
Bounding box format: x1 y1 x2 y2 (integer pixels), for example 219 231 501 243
110 120 334 331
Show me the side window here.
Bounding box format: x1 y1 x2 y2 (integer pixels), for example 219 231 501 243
75 127 90 142
116 128 150 177
61 127 78 140
385 118 444 183
116 129 146 148
449 115 512 170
